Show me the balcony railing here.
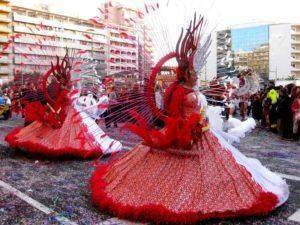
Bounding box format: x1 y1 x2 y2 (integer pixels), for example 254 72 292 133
291 49 300 53
13 26 107 44
109 53 137 60
109 46 138 54
0 25 11 33
0 56 12 64
0 45 11 53
0 5 11 13
0 36 8 43
0 67 11 74
109 61 138 67
0 16 10 23
291 38 300 43
14 59 50 66
13 14 107 36
110 35 137 45
291 67 300 72
13 48 93 58
14 37 104 52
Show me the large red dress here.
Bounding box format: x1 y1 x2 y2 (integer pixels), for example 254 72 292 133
5 91 109 159
90 85 288 223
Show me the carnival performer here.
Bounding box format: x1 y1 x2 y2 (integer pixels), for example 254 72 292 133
6 52 122 158
234 68 259 121
90 15 289 224
202 77 256 143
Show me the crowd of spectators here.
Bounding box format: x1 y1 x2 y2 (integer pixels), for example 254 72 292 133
250 83 300 141
0 82 43 120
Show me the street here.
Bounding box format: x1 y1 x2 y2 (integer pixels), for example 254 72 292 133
0 118 299 225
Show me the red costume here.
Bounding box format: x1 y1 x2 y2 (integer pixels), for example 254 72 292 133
90 16 288 223
5 54 104 158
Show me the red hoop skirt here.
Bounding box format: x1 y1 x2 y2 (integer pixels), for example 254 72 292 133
5 105 103 159
90 131 288 224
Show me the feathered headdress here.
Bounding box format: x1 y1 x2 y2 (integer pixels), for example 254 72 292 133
175 13 211 81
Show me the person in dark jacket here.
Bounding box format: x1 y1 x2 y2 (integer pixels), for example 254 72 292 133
277 88 293 140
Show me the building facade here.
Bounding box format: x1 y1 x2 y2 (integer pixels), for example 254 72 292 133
0 0 12 83
216 29 235 77
100 1 153 80
214 23 300 83
12 5 107 80
0 1 153 84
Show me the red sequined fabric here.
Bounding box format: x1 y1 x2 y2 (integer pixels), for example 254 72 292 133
91 131 278 223
91 83 278 223
5 105 102 159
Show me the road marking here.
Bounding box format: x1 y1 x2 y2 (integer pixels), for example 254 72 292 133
276 173 300 182
288 209 300 223
99 217 143 225
0 124 16 129
0 179 77 225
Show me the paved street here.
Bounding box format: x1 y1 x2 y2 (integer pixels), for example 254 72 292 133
0 118 299 225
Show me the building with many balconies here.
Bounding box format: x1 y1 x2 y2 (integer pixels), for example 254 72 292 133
100 1 153 80
212 23 300 85
0 1 153 84
0 0 12 83
11 5 107 79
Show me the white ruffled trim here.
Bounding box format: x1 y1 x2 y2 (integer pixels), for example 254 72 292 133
74 106 122 154
211 130 289 207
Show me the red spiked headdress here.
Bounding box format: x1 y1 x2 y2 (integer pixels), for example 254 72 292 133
175 14 204 82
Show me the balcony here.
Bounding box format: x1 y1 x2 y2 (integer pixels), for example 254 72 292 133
291 49 300 53
13 14 107 36
13 26 107 44
0 5 11 13
0 16 10 23
291 58 300 63
291 38 300 44
291 25 300 33
109 61 138 67
0 36 8 43
0 45 11 53
14 37 97 52
110 45 137 53
14 59 50 66
0 66 11 74
0 56 12 64
110 35 137 45
109 53 137 60
0 25 10 33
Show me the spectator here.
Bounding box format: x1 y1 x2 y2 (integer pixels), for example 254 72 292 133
262 93 271 129
277 88 293 140
291 87 300 141
267 86 279 131
251 93 263 123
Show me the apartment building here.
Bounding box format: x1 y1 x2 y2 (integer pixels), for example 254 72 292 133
214 23 300 84
0 1 153 84
11 5 107 79
100 1 153 80
0 0 12 83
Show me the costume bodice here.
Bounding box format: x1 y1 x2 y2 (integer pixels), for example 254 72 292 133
182 90 201 118
166 85 201 119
